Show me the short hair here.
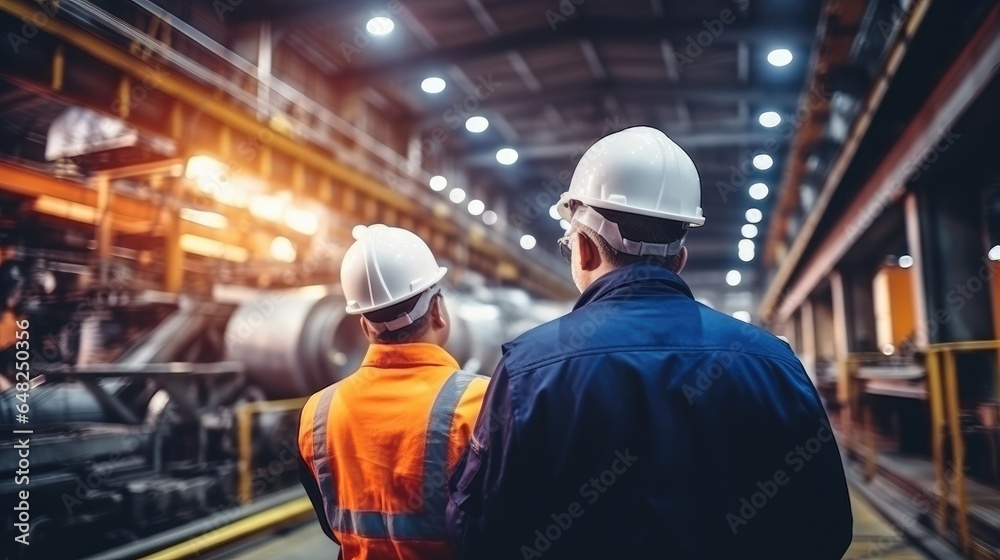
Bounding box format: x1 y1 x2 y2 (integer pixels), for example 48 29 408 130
571 201 687 270
362 291 438 343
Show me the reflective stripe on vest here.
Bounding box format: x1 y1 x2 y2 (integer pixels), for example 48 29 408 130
311 370 478 540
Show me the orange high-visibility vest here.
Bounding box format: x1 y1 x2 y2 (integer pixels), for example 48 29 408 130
299 343 488 560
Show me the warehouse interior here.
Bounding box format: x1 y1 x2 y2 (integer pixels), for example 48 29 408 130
1 0 1000 558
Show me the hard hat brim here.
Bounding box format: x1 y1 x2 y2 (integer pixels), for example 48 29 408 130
558 193 706 227
344 266 448 314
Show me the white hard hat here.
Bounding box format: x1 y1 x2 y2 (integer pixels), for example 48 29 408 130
340 225 447 317
557 126 705 227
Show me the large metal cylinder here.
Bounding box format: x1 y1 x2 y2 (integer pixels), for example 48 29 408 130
224 291 366 399
223 287 568 397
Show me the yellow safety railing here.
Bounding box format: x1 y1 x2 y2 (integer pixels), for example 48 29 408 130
924 340 1000 556
236 398 308 505
842 354 891 482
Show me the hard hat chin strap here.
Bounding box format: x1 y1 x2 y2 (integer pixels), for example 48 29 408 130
574 205 686 257
364 286 441 335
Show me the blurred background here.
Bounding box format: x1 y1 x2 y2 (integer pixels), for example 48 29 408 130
0 0 999 558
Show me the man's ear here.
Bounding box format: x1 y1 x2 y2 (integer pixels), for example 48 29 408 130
674 246 689 274
429 296 447 329
577 232 602 272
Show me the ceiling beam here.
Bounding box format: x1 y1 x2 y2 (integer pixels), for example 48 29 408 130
328 18 814 80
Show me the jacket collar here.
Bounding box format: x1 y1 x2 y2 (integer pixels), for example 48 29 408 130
573 263 694 311
361 342 460 370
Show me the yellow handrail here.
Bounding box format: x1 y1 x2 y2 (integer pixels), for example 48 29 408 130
922 340 1000 555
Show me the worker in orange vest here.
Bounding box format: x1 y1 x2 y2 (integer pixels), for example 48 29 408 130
298 225 488 560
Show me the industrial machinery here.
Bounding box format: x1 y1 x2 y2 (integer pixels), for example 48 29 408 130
0 256 565 559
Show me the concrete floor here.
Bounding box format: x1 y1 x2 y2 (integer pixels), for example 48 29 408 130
844 488 931 559
222 487 930 560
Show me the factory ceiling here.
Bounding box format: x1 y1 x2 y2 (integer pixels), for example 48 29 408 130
0 0 826 307
219 0 824 296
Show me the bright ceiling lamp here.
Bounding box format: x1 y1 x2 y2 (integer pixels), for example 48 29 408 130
549 205 561 220
749 182 769 200
746 208 763 224
421 77 446 94
733 311 752 323
739 239 755 253
991 245 1000 261
739 250 756 263
482 210 498 225
560 219 571 230
753 154 773 170
742 224 758 239
449 188 467 204
726 270 742 287
520 234 537 250
429 175 448 191
366 16 394 35
767 48 793 67
496 148 518 165
758 111 781 128
898 255 914 269
466 116 489 133
468 199 485 216
352 225 368 240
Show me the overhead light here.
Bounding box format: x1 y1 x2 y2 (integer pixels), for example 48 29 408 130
180 208 228 230
739 239 755 253
753 154 774 170
496 148 518 165
898 255 914 269
466 116 489 133
468 199 485 216
746 208 763 223
990 245 1000 261
352 225 368 240
482 210 498 225
767 48 793 67
560 219 571 230
421 77 446 94
429 175 448 191
520 234 537 250
726 270 742 287
270 236 297 262
749 182 769 200
366 16 394 36
742 224 758 239
758 111 781 128
733 311 752 323
739 250 755 263
285 208 320 235
549 205 561 220
449 188 467 204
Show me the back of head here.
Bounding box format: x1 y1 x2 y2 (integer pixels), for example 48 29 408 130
339 225 447 344
558 126 706 270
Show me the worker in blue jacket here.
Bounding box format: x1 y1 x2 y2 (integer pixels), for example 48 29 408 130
445 126 853 560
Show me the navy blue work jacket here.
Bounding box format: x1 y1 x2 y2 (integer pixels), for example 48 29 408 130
446 263 852 560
